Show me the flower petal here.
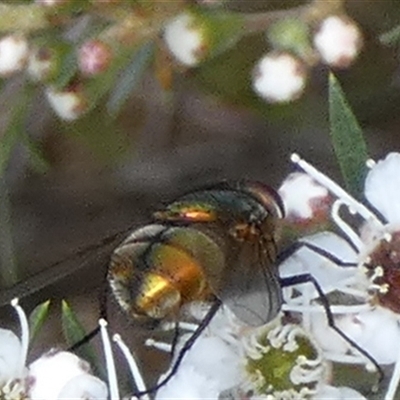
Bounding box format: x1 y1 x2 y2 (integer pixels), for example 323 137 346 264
156 365 220 400
317 384 367 399
172 333 242 392
0 328 22 384
311 307 400 364
57 374 108 399
280 231 359 297
338 308 400 364
156 308 243 399
28 350 92 400
365 153 400 224
279 172 330 220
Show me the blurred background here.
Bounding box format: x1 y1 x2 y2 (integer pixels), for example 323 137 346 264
0 0 400 394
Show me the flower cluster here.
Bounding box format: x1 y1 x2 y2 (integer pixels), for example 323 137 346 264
278 153 400 400
143 303 367 399
164 7 363 104
5 155 400 399
252 15 363 103
0 2 365 121
0 299 107 400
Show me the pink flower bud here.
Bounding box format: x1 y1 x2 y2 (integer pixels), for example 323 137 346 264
78 40 112 76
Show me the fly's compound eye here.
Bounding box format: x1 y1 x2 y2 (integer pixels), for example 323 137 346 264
243 181 285 219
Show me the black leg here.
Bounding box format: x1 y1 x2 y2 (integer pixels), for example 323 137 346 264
170 320 181 359
277 240 357 267
68 262 109 351
134 298 222 397
280 273 383 391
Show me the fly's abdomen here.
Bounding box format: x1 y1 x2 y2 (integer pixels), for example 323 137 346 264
108 224 224 322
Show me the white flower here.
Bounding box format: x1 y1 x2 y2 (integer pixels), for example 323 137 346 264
100 299 365 399
28 351 107 400
313 15 363 69
45 85 87 121
164 12 206 67
155 334 241 400
0 35 29 76
145 304 364 399
279 172 331 221
0 299 108 400
0 328 26 386
252 52 307 103
0 299 30 400
280 153 400 399
241 318 329 399
317 385 367 399
153 305 243 399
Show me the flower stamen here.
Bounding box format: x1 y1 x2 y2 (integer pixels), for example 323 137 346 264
113 334 149 400
291 153 385 230
243 320 327 398
99 319 119 400
384 233 393 242
331 199 363 250
11 298 29 371
145 338 172 353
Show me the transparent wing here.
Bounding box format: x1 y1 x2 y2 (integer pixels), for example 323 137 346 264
215 236 283 326
0 229 128 306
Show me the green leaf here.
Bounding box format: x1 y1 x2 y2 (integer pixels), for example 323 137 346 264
329 73 368 196
0 83 45 179
0 87 31 176
20 135 50 173
51 49 78 89
61 300 101 374
62 300 88 346
107 40 155 117
379 24 400 46
29 300 50 344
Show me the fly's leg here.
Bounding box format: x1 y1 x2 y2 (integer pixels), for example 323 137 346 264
68 262 109 351
134 298 222 396
280 273 383 391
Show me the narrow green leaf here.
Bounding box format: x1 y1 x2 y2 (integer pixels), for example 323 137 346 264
61 300 101 374
0 82 41 179
0 177 17 286
20 135 50 173
329 73 368 196
29 300 50 344
51 49 78 89
107 40 155 116
62 300 88 346
0 87 31 176
379 24 400 46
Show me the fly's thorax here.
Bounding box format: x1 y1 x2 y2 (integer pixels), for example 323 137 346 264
153 182 283 247
108 224 224 321
153 183 280 227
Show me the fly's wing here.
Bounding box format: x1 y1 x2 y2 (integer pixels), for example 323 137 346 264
0 229 128 307
215 236 283 327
